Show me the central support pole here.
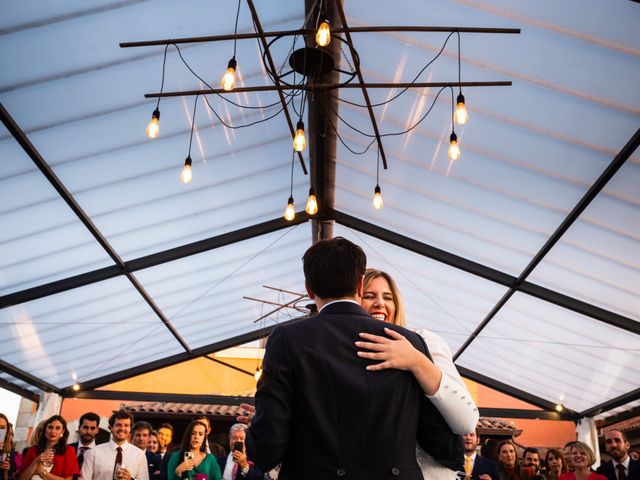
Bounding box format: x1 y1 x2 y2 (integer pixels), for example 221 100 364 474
306 0 340 243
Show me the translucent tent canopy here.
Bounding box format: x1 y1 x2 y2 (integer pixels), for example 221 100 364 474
0 0 638 420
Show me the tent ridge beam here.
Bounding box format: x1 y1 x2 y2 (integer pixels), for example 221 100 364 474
0 358 59 393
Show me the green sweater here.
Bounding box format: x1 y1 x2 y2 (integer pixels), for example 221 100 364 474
167 451 221 480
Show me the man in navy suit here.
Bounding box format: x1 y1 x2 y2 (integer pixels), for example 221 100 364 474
463 431 499 480
69 412 101 469
245 237 463 480
131 421 162 480
597 431 640 480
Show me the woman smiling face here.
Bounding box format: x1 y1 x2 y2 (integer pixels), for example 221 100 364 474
499 443 517 468
361 276 396 324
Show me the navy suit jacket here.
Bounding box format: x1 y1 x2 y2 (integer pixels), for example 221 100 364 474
597 459 640 480
146 450 162 480
471 455 500 480
215 455 263 480
246 302 463 480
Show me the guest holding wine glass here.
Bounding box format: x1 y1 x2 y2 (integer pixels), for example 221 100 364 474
18 416 79 480
167 421 220 480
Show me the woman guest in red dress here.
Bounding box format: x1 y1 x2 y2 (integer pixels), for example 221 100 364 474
559 442 606 480
18 416 79 480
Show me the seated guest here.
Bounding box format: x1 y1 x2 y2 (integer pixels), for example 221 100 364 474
1 413 21 480
463 431 499 480
596 431 640 480
497 441 538 480
216 424 261 480
545 448 568 480
18 415 79 480
559 442 607 480
131 422 161 480
68 412 101 469
167 421 220 480
192 417 225 458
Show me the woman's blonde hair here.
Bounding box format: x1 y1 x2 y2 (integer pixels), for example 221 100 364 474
571 441 596 467
363 268 406 327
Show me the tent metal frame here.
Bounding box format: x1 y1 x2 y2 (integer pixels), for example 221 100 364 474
0 0 638 421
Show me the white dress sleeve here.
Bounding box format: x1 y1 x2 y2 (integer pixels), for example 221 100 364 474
415 328 479 435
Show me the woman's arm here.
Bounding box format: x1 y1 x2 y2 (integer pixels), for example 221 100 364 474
356 327 479 434
17 449 40 480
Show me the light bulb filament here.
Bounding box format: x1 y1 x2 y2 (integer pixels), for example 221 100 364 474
316 20 331 47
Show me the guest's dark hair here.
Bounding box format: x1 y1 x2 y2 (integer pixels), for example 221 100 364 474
180 421 208 455
132 421 153 436
303 237 366 299
157 423 174 433
38 415 69 455
79 412 100 427
108 410 134 427
523 447 540 459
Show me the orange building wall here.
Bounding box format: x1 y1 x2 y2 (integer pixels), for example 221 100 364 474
463 378 576 448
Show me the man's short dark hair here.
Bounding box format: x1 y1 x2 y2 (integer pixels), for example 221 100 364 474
524 447 540 458
79 412 100 426
303 237 366 299
132 421 153 436
157 422 174 433
108 410 134 427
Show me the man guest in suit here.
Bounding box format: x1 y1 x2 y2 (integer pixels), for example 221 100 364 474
463 431 499 480
216 424 262 480
245 237 462 480
131 421 162 480
69 412 101 469
597 430 640 480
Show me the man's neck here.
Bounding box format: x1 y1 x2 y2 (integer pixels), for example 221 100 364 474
315 295 359 311
112 438 127 447
81 440 94 447
613 455 629 465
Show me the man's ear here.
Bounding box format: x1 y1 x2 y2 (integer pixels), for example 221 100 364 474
305 281 315 300
356 274 364 298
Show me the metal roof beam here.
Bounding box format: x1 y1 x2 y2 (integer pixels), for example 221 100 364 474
66 390 253 405
454 126 640 359
0 359 59 393
580 387 640 418
64 317 307 393
457 366 579 419
0 213 310 309
0 103 191 354
0 377 40 403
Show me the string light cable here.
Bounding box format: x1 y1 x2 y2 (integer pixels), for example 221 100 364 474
331 31 457 109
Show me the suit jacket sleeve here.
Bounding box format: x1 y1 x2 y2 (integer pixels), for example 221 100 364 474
414 333 465 472
245 326 293 472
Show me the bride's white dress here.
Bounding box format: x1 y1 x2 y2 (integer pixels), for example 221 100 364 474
414 328 478 480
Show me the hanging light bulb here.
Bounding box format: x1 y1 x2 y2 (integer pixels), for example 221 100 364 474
284 196 295 221
373 185 383 210
448 132 461 160
305 188 318 215
146 109 160 138
316 19 331 47
72 382 80 392
293 120 306 152
254 367 263 382
180 156 193 184
220 57 237 91
455 93 468 125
